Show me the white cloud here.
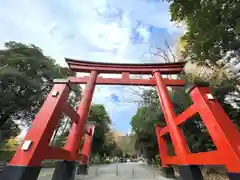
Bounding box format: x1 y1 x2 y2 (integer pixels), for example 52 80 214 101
0 0 185 133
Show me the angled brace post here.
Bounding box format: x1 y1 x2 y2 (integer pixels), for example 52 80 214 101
0 83 71 180
77 124 96 175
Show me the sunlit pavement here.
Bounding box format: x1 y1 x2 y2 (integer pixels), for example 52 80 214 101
38 168 54 180
38 163 175 180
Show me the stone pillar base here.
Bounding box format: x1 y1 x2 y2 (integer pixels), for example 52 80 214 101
77 164 88 175
51 161 76 180
0 165 41 180
178 165 203 180
162 166 175 178
228 172 240 180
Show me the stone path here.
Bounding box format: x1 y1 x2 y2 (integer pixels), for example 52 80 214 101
38 162 175 180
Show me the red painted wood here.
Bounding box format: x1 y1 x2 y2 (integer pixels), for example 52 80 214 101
122 72 130 80
164 151 223 165
68 76 185 86
80 125 95 164
66 58 185 74
159 104 197 137
186 151 223 165
165 156 180 165
159 127 169 137
69 64 183 74
191 87 240 172
156 125 169 167
8 58 240 175
160 85 240 172
153 71 190 164
174 104 197 125
46 147 71 160
62 102 79 123
64 71 97 158
10 84 70 166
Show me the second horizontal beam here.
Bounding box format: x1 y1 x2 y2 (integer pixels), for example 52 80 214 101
67 76 185 86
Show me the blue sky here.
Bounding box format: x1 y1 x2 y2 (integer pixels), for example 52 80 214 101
0 0 185 133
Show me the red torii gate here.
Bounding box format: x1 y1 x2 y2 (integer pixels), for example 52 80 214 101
0 58 240 180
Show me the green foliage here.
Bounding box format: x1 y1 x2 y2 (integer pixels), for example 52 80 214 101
0 151 16 161
52 134 67 147
90 154 102 164
166 0 240 68
0 119 20 146
131 72 240 163
131 89 163 161
87 104 114 158
49 103 118 161
50 116 71 147
166 0 240 102
115 135 137 156
0 41 81 146
0 41 81 129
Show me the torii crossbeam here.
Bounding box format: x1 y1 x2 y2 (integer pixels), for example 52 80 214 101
65 58 186 86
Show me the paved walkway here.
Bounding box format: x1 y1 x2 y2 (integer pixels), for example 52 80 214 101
38 162 175 180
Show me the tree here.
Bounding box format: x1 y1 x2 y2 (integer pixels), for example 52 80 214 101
0 41 81 143
50 115 72 147
115 134 137 157
87 104 112 157
131 74 240 162
101 131 119 157
131 89 164 162
50 104 116 158
167 0 240 65
166 0 240 93
0 119 20 148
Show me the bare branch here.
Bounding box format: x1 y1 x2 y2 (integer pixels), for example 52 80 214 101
150 47 169 62
128 87 145 99
165 41 176 62
155 47 171 63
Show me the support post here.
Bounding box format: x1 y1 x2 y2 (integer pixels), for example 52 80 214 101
153 71 190 159
189 85 240 179
156 125 175 178
178 165 203 180
77 125 95 175
0 84 70 180
52 70 98 180
65 70 98 154
51 161 76 180
155 125 168 167
153 71 203 180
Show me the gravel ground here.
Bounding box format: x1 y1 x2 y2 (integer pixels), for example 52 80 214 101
38 162 174 180
76 162 174 180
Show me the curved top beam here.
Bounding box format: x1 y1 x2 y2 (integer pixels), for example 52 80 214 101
65 58 186 74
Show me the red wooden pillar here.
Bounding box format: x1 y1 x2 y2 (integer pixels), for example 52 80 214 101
0 84 70 180
77 124 95 175
189 86 240 179
65 70 98 156
153 70 190 160
156 125 175 178
155 125 168 167
81 125 95 164
52 71 98 180
153 71 203 180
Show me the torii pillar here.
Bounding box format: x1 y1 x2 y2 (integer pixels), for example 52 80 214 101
51 71 98 180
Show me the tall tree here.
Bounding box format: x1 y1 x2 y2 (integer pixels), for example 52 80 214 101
87 104 112 157
131 77 240 162
167 0 240 66
166 0 240 93
0 41 81 143
131 89 164 162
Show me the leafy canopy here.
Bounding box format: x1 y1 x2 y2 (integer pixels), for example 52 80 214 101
0 41 81 129
166 0 240 68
